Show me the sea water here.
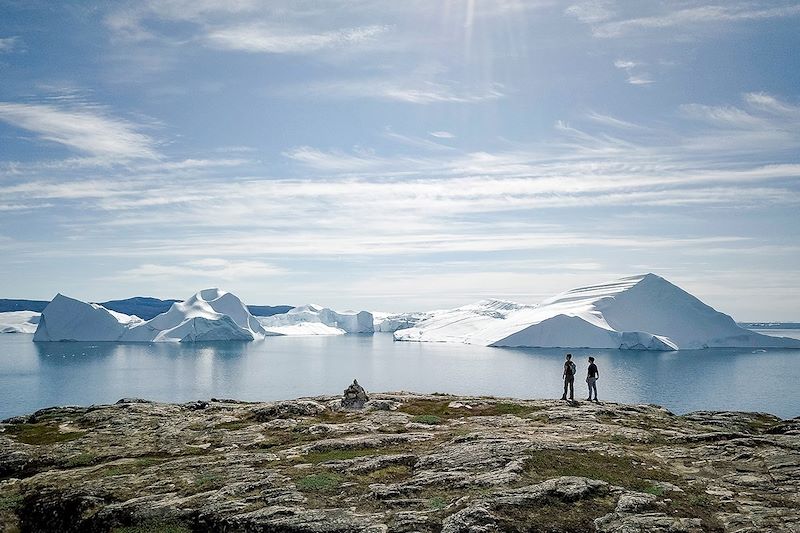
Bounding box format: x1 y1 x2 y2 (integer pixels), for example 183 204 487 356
0 332 798 420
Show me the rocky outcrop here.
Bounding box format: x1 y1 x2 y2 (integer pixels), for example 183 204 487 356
1 394 798 532
342 379 369 409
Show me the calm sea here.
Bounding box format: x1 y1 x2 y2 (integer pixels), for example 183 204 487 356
1 332 798 420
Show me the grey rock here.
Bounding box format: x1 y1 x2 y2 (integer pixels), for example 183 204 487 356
342 379 369 409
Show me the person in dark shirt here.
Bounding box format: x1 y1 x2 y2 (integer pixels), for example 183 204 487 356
586 356 599 402
561 353 575 401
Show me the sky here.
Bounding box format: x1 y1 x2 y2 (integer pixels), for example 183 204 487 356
0 0 799 320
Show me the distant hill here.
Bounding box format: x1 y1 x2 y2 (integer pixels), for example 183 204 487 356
0 299 49 313
1 298 294 320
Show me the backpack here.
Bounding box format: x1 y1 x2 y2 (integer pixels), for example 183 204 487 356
567 361 576 376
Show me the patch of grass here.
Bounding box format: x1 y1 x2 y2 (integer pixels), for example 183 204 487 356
399 399 540 420
412 415 443 425
485 402 539 416
398 400 453 417
213 419 254 431
665 490 729 532
296 473 343 493
111 522 191 533
191 472 224 493
427 496 447 510
5 423 86 445
65 453 96 467
300 448 381 464
364 465 412 482
495 494 617 533
100 456 167 477
642 483 666 496
523 449 675 492
0 494 24 512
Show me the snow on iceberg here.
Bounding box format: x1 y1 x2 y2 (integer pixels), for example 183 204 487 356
33 288 267 342
373 311 433 332
257 304 373 336
394 274 800 350
0 311 41 334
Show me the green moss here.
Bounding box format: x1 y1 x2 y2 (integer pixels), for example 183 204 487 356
427 496 447 510
111 522 191 533
65 453 97 468
0 494 24 512
412 415 443 425
495 494 617 533
399 399 539 420
100 456 167 477
300 448 382 464
398 400 453 417
213 419 254 431
190 472 224 493
643 483 666 496
364 465 411 482
5 423 85 445
296 473 343 493
523 449 675 491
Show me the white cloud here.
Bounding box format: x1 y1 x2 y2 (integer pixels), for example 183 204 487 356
117 258 284 280
565 1 614 24
0 36 19 53
576 3 800 38
614 58 653 85
205 24 389 54
430 131 455 138
299 78 505 104
585 112 646 130
0 102 158 160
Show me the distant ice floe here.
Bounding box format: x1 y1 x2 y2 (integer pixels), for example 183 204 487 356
0 311 41 334
372 311 432 333
257 304 373 336
394 274 800 350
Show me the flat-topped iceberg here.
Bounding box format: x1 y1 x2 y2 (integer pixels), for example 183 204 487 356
394 274 800 350
257 304 373 336
33 288 267 342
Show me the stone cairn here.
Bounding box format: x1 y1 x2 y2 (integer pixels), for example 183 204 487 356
342 379 369 409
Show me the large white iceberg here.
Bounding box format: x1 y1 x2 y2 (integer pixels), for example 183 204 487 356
257 304 374 336
0 311 41 334
394 274 800 350
33 288 267 342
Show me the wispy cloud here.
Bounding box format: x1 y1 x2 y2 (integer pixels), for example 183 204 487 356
205 24 389 54
298 78 505 104
114 258 284 281
614 59 652 85
0 36 19 53
0 102 158 160
429 131 455 139
570 2 800 38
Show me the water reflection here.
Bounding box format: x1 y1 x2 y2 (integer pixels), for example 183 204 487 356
0 333 797 419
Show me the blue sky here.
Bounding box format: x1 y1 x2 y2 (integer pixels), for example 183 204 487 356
0 0 799 320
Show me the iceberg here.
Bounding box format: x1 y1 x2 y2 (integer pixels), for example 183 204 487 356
373 311 432 332
394 274 800 350
33 288 267 343
0 311 41 334
258 304 374 336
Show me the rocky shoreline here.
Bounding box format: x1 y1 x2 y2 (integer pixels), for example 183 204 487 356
1 392 798 532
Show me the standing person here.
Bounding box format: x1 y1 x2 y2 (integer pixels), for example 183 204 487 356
586 356 599 402
561 353 576 401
